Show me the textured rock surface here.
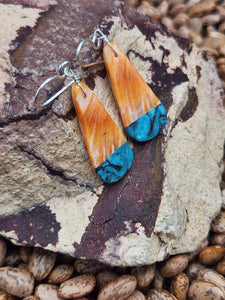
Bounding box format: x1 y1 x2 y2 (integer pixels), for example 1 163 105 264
0 0 224 266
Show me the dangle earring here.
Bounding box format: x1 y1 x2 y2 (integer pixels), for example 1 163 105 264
76 29 167 142
34 61 133 184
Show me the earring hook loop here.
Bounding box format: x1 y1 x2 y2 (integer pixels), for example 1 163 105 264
34 61 86 107
76 28 118 69
76 38 104 68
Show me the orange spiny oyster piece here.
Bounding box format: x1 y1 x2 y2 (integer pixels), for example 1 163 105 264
103 42 161 127
72 82 133 183
103 42 167 142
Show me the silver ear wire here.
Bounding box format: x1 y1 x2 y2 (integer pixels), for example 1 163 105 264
76 28 118 69
34 61 86 107
76 38 105 68
93 29 118 55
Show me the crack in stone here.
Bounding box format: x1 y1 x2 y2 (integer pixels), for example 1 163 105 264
202 114 222 168
93 172 132 228
52 107 76 122
0 107 50 128
17 144 97 194
103 173 132 227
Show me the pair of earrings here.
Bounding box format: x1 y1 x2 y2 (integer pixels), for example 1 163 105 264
35 29 167 184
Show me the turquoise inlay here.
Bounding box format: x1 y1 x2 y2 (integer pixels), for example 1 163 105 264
96 142 133 184
126 103 167 142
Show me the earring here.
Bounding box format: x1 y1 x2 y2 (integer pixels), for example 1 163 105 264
76 29 167 142
34 61 133 184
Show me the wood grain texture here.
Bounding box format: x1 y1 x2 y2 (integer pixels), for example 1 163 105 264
72 82 126 169
103 42 161 127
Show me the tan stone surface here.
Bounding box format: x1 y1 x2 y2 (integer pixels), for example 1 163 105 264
0 3 42 113
99 21 225 265
0 3 224 266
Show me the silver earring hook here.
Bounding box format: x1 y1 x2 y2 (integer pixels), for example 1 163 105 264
76 38 104 68
76 28 118 69
34 61 86 107
93 28 118 56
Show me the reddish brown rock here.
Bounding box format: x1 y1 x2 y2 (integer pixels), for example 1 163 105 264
0 0 224 267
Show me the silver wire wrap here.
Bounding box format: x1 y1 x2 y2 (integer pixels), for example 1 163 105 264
76 28 118 68
34 61 86 107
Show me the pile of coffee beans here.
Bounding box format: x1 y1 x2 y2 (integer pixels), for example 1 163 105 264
125 0 225 90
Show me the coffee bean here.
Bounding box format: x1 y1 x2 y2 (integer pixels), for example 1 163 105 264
58 274 96 299
170 273 189 300
96 270 119 290
188 1 216 17
197 268 225 288
131 264 155 288
20 247 33 264
147 288 177 300
160 255 188 278
199 245 225 265
188 278 225 299
126 290 146 300
48 264 74 284
35 283 63 300
97 275 137 300
215 257 225 275
28 248 57 281
0 239 7 267
0 267 34 298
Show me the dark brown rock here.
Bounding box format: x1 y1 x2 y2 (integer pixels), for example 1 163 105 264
0 0 224 267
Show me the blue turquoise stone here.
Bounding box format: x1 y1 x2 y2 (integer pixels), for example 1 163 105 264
95 142 133 184
126 103 167 142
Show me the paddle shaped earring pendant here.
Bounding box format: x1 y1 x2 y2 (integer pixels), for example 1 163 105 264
34 61 133 184
72 81 133 184
103 42 167 142
77 29 167 142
